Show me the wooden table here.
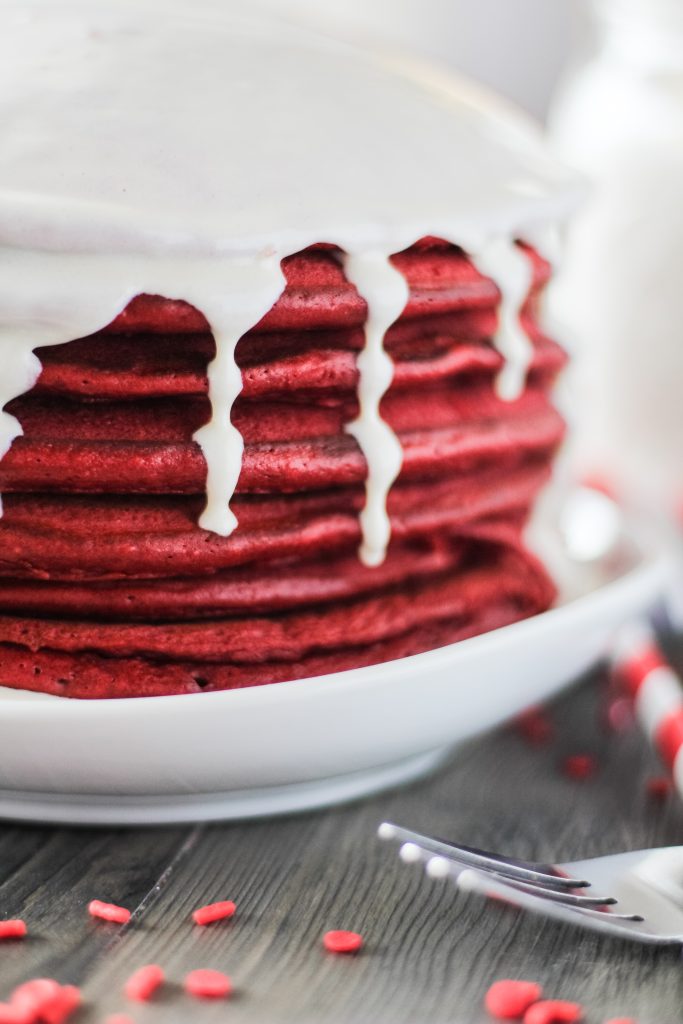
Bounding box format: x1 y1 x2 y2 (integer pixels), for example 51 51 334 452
2 653 683 1024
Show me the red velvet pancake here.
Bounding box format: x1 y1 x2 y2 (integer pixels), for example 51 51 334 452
0 241 565 698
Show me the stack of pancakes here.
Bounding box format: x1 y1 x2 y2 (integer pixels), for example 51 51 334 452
0 240 565 697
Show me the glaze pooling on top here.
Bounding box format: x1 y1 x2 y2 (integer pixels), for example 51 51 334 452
0 0 579 564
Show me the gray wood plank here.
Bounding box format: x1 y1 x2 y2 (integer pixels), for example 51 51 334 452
0 825 192 989
2 664 683 1023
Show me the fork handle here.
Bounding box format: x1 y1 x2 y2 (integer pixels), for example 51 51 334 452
612 624 683 796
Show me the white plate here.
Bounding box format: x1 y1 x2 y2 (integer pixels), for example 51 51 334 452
0 500 671 825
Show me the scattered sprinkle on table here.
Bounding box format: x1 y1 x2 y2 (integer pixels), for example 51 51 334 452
523 999 584 1024
105 1016 136 1024
45 984 82 1024
184 969 232 1000
9 979 81 1024
124 965 165 1002
0 1005 29 1024
561 754 597 781
645 776 672 800
485 980 543 1019
322 930 363 954
192 900 236 926
604 1019 637 1024
603 696 634 734
0 920 27 941
88 900 131 925
11 978 62 1017
514 707 554 746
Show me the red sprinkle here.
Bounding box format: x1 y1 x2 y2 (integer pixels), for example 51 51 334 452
0 1004 32 1024
105 1017 136 1024
88 900 131 925
41 985 82 1024
192 900 236 926
322 930 363 954
184 969 232 1000
0 920 27 940
524 1000 584 1024
645 775 672 800
604 1019 637 1024
485 979 543 1019
10 980 81 1024
124 964 165 1002
11 979 62 1017
514 708 554 746
561 754 597 781
602 697 634 734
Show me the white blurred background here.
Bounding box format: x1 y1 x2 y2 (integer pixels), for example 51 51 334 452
264 0 683 514
263 0 582 121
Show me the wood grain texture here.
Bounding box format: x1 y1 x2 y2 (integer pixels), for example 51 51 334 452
1 656 683 1024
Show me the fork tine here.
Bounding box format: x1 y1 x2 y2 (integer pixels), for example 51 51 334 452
441 864 615 907
378 822 591 889
428 859 644 925
398 841 616 907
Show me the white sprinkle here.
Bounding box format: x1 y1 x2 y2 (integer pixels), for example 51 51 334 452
456 868 481 891
426 856 452 880
399 842 424 864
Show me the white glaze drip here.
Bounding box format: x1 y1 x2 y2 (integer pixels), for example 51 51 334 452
342 252 409 567
0 337 41 516
192 258 286 536
0 0 580 559
0 250 141 513
471 239 535 402
0 249 288 535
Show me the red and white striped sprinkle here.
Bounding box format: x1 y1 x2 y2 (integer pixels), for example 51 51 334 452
88 900 131 925
0 920 27 940
124 964 164 1002
523 1000 584 1024
655 710 683 769
192 900 236 926
322 930 363 954
612 629 683 795
613 645 666 697
184 969 232 1000
485 979 543 1019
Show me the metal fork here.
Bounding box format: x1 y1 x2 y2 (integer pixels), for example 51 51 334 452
378 822 683 945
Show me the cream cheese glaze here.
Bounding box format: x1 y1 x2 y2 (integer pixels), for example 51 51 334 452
0 0 580 564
